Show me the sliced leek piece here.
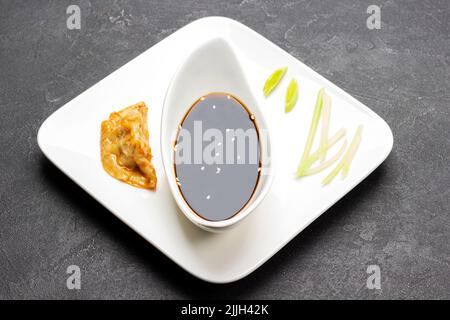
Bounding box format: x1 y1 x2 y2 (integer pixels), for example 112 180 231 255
300 128 346 174
318 94 331 162
296 88 325 176
302 139 348 176
342 125 363 177
263 67 287 97
322 125 363 185
285 79 299 113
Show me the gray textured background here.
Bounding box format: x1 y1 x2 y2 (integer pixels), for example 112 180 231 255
0 0 449 299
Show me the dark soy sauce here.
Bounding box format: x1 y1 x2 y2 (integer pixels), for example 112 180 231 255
174 93 261 222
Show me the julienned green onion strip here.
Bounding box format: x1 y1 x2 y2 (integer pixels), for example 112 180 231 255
318 94 331 162
322 125 363 185
302 128 346 172
302 139 348 176
305 128 347 175
341 126 363 177
296 88 325 176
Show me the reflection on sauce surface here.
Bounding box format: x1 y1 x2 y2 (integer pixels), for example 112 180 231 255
174 93 261 221
101 102 157 189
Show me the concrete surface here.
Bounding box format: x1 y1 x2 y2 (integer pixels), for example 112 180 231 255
0 0 449 299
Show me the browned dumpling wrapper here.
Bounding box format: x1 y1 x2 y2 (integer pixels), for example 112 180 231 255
101 102 157 189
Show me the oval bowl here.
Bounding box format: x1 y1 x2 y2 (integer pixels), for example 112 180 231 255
161 37 275 232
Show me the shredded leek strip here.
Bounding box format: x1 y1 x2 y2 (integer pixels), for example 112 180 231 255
296 88 325 176
342 125 363 177
302 139 348 176
318 94 331 163
322 125 363 185
301 128 346 172
321 161 345 185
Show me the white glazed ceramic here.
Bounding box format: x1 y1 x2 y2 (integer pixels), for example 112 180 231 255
37 17 393 283
161 38 275 232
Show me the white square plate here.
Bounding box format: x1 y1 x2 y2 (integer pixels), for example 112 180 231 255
38 17 393 283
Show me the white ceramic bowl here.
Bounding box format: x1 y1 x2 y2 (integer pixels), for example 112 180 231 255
161 37 275 232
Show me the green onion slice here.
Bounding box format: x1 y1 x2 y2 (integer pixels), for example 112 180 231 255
285 78 299 113
263 67 288 97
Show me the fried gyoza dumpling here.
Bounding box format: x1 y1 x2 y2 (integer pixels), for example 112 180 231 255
101 102 157 189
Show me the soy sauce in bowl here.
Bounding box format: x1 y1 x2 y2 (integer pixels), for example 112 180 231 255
174 93 261 222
